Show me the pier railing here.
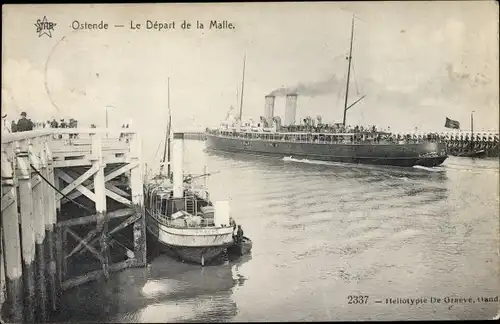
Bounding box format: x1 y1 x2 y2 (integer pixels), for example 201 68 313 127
1 128 146 323
2 128 139 167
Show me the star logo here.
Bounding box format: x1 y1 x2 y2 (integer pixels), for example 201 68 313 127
34 16 57 38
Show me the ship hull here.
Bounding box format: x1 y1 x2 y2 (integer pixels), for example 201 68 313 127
206 134 448 167
145 210 234 265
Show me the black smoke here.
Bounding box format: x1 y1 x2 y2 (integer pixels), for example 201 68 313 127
268 74 346 97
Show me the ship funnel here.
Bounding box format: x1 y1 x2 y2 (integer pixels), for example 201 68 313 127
264 95 276 127
172 132 184 198
284 93 298 126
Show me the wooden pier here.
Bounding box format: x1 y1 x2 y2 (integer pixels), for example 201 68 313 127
1 128 146 323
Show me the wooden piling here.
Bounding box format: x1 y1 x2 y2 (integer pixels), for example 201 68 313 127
130 133 146 267
91 133 109 279
1 155 5 309
55 173 62 216
1 152 24 323
28 141 48 321
42 141 58 311
1 220 5 307
1 189 24 323
54 226 63 292
15 142 36 323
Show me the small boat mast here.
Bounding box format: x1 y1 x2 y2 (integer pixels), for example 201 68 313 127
160 77 172 178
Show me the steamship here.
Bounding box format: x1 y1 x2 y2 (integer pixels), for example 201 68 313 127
205 17 448 168
145 80 236 266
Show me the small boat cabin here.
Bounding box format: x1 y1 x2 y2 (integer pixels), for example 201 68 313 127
144 184 218 227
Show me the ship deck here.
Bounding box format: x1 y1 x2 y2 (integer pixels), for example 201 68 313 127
207 130 443 146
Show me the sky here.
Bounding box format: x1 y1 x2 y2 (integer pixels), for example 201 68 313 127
2 2 499 152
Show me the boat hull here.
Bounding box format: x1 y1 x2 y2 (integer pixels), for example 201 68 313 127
206 134 448 167
227 237 253 257
455 150 487 158
145 211 234 265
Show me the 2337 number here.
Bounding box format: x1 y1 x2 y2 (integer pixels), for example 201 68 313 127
347 295 369 304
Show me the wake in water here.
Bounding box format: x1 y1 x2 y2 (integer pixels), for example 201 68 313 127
282 156 336 166
412 165 444 172
283 156 446 173
443 161 499 173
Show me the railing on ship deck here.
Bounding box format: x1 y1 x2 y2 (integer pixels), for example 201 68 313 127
206 129 444 145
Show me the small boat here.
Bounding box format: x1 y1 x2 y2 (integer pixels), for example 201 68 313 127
227 236 253 257
144 175 235 265
456 149 486 158
144 79 238 266
451 113 488 159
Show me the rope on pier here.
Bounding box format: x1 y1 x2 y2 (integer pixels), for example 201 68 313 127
29 163 95 213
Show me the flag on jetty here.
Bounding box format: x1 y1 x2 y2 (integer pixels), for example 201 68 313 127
445 117 460 129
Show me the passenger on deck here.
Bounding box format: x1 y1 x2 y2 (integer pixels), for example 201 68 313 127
230 218 236 234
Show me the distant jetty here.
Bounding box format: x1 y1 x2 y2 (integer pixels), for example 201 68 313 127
183 132 207 141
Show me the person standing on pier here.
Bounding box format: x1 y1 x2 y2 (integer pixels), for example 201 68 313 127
50 118 58 128
16 112 34 132
230 218 237 236
69 118 78 128
68 118 78 138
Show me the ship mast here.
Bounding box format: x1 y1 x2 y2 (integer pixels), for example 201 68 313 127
238 54 246 123
342 15 355 126
160 77 172 177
